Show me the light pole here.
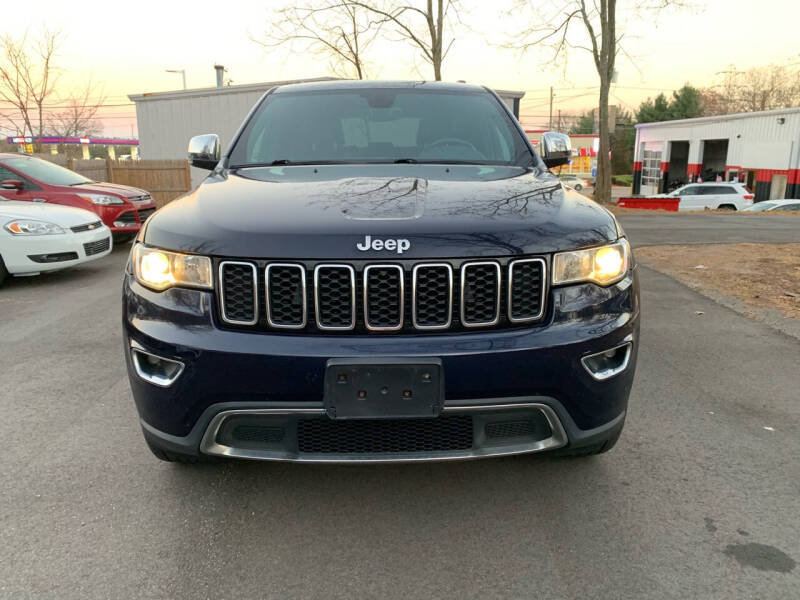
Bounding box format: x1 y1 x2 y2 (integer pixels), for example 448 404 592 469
165 69 187 90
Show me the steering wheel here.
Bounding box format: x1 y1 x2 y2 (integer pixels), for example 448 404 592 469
425 137 481 155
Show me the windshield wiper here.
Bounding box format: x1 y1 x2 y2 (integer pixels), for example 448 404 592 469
393 158 418 164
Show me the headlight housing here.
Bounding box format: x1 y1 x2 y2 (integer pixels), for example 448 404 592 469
132 244 212 291
78 193 124 205
552 238 630 286
4 220 65 235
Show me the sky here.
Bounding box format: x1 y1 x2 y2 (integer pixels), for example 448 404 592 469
2 0 799 137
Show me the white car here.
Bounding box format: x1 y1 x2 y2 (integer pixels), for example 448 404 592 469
658 182 754 211
560 175 590 191
742 199 800 212
0 197 112 286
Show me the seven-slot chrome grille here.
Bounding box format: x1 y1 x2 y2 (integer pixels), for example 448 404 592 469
217 258 546 333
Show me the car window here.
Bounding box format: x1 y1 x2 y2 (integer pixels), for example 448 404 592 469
230 88 533 167
784 203 800 211
679 186 699 195
0 165 37 189
2 156 92 186
699 186 722 195
717 186 737 194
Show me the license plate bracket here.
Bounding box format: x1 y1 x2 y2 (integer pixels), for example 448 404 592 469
324 357 444 420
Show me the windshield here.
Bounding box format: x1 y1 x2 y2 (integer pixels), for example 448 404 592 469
3 156 93 186
228 88 533 167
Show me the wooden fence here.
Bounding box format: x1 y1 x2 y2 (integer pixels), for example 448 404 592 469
36 155 191 207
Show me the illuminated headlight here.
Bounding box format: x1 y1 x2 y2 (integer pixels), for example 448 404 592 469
552 238 630 286
132 244 212 291
4 220 65 235
78 193 124 205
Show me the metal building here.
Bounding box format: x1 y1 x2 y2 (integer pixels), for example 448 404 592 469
632 107 800 201
130 75 526 187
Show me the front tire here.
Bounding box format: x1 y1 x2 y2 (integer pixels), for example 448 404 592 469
0 254 8 287
574 184 582 191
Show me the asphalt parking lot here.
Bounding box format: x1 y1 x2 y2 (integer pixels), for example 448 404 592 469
1 214 798 599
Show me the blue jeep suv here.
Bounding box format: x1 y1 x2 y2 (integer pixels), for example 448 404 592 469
123 81 639 463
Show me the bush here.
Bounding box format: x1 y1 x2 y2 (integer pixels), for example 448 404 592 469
613 175 633 187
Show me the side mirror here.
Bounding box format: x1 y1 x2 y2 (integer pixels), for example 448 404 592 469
188 134 221 170
1 179 24 190
540 132 572 169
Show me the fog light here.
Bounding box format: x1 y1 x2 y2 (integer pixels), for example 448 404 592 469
581 341 632 381
131 348 185 387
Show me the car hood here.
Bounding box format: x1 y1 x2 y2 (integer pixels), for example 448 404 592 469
0 200 102 227
71 181 149 198
144 165 619 259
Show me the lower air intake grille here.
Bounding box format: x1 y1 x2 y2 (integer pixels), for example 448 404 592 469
485 420 537 439
220 262 257 324
509 259 545 322
136 207 156 223
297 416 474 454
83 237 110 256
461 262 500 326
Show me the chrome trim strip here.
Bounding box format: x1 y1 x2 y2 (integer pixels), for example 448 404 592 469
580 337 633 381
460 261 502 327
198 402 567 463
412 263 453 330
363 264 404 331
265 263 307 329
218 261 258 325
507 257 547 323
130 348 185 388
314 264 356 331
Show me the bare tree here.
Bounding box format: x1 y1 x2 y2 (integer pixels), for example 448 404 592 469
703 62 800 115
346 0 460 81
507 1 684 204
0 29 62 151
254 2 378 79
48 78 105 140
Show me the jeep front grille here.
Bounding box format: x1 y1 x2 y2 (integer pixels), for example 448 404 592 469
216 257 547 333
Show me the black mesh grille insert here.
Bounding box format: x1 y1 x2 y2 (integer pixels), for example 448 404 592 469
485 420 537 439
414 265 451 328
316 266 354 329
136 207 156 223
364 266 403 329
83 237 110 256
509 260 544 321
232 425 285 443
462 263 500 325
267 265 305 327
221 262 256 323
297 416 473 454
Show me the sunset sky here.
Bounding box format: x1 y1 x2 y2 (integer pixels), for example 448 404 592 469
3 0 798 137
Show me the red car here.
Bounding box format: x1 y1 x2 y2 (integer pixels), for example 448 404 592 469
0 153 157 241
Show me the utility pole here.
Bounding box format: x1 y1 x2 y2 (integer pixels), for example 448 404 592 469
557 110 561 132
548 86 554 130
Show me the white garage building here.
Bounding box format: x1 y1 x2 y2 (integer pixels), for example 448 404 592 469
632 107 800 201
129 74 526 188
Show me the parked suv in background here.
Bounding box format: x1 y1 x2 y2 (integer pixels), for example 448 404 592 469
0 154 157 241
659 182 754 211
123 81 639 464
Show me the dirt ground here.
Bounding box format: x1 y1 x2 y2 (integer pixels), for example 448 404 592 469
636 243 800 321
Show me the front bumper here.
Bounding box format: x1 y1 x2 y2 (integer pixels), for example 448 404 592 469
96 202 156 233
123 268 639 462
3 227 112 275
